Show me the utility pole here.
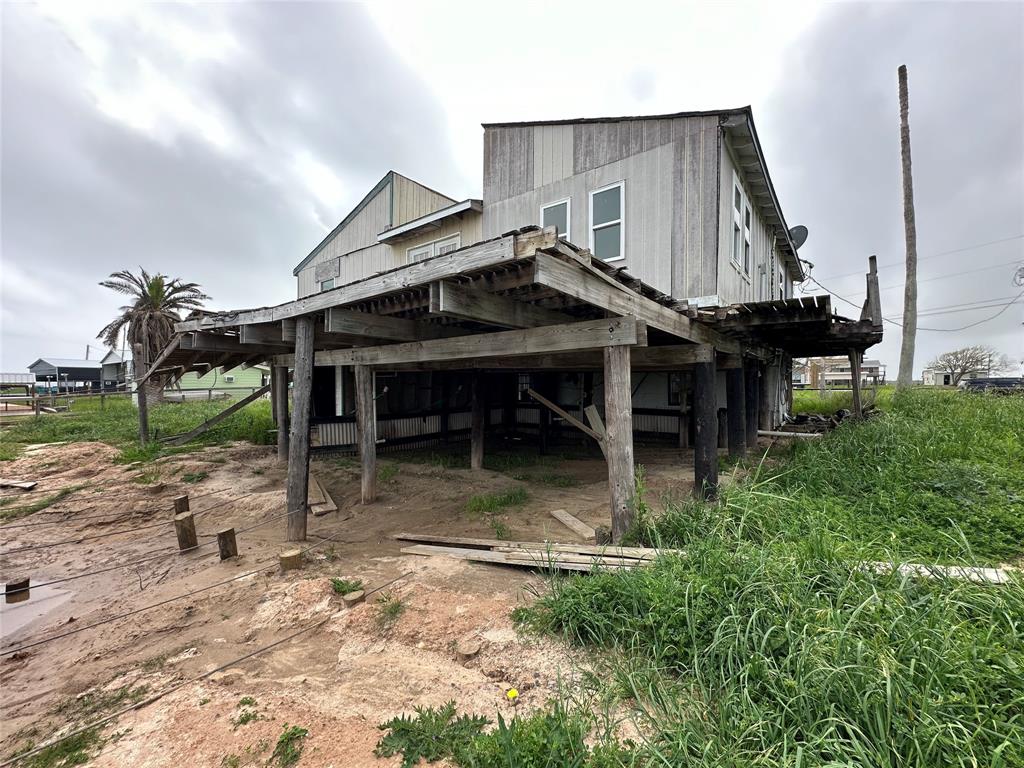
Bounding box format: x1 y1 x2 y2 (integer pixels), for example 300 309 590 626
897 64 919 389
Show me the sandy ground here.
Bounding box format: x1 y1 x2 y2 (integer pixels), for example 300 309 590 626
0 438 697 766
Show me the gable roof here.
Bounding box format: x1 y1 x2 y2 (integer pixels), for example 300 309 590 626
484 106 805 281
292 170 456 276
28 358 102 371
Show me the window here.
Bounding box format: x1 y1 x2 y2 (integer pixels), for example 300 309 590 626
320 278 335 291
517 373 531 402
408 234 461 262
224 375 235 383
541 199 570 239
589 182 624 261
732 176 751 275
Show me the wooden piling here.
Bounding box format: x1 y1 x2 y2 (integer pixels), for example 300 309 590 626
174 512 198 551
603 345 635 542
217 528 238 560
745 360 760 450
5 577 29 604
726 368 746 458
849 349 864 418
133 343 149 445
470 371 484 470
693 357 718 500
279 548 302 572
273 365 290 462
173 495 190 515
354 364 377 504
285 316 315 541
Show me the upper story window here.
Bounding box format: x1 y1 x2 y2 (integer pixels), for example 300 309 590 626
408 234 461 263
732 176 752 275
540 199 570 239
589 182 624 261
320 278 335 291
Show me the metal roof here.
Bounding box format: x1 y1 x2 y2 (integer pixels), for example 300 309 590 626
28 358 102 369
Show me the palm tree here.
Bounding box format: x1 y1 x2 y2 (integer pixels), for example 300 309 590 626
97 268 210 400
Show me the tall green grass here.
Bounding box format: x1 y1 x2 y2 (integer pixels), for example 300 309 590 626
0 395 274 462
518 389 1024 767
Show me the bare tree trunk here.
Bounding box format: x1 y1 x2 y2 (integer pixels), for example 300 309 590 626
897 64 918 389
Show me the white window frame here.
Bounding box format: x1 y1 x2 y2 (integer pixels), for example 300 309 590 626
320 278 335 291
407 233 461 263
224 374 235 383
588 181 625 262
540 198 571 240
731 173 752 277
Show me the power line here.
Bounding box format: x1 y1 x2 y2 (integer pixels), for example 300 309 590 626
804 275 1024 333
812 234 1024 282
814 259 1023 299
0 528 346 658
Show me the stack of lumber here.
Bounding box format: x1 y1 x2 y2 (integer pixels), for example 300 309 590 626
308 471 338 517
395 532 675 573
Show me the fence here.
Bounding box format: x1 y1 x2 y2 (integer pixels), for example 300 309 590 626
0 386 270 414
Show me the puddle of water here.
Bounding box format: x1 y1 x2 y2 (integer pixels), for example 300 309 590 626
0 580 73 638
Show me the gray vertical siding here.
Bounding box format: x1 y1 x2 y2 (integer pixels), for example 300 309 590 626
483 127 534 202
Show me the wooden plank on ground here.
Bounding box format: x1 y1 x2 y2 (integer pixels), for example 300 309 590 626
0 479 37 490
758 430 822 439
549 509 597 542
400 544 636 572
393 532 667 559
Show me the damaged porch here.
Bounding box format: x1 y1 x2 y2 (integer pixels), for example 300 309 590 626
164 227 882 543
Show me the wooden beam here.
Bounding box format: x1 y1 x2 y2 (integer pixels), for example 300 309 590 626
584 405 607 458
273 365 290 462
604 345 635 542
429 280 572 328
527 388 603 443
284 317 646 368
174 230 555 332
161 384 271 446
533 253 731 349
693 357 718 500
471 371 484 470
325 307 457 341
286 316 314 541
354 365 377 503
239 324 291 347
182 332 283 356
726 368 746 458
135 334 182 385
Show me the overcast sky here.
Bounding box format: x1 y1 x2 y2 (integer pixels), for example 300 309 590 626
2 1 1022 376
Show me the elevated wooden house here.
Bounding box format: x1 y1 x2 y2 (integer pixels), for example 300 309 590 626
151 107 882 542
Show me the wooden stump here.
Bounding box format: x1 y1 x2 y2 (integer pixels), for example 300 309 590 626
217 528 238 560
173 495 190 515
279 548 303 572
5 577 29 604
456 637 481 662
342 590 365 608
174 512 198 552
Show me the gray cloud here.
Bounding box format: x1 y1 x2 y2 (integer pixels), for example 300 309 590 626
762 1 1024 373
1 2 462 369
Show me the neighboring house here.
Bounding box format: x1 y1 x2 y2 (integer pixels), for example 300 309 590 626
921 366 985 386
174 365 269 391
100 350 130 389
797 356 886 389
27 357 104 390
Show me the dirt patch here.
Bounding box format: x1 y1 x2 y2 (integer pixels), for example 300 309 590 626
0 438 691 765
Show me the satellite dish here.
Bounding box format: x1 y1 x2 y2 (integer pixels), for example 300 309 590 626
789 225 809 250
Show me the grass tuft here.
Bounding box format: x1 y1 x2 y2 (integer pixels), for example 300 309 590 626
268 724 308 768
330 577 363 595
465 487 528 515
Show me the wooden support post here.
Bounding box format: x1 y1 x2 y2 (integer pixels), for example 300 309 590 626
173 495 189 515
849 349 863 418
745 360 760 450
270 367 278 424
5 577 29 604
471 371 485 470
217 527 238 560
354 364 377 504
174 512 198 552
273 365 290 462
537 374 551 454
504 374 516 436
726 368 746 458
286 315 315 541
439 372 450 444
693 357 718 500
603 345 635 542
133 343 149 445
758 361 770 431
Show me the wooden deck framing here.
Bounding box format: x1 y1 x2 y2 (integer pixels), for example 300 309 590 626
162 226 882 543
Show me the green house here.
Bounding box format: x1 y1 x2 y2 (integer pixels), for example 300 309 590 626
171 364 268 391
